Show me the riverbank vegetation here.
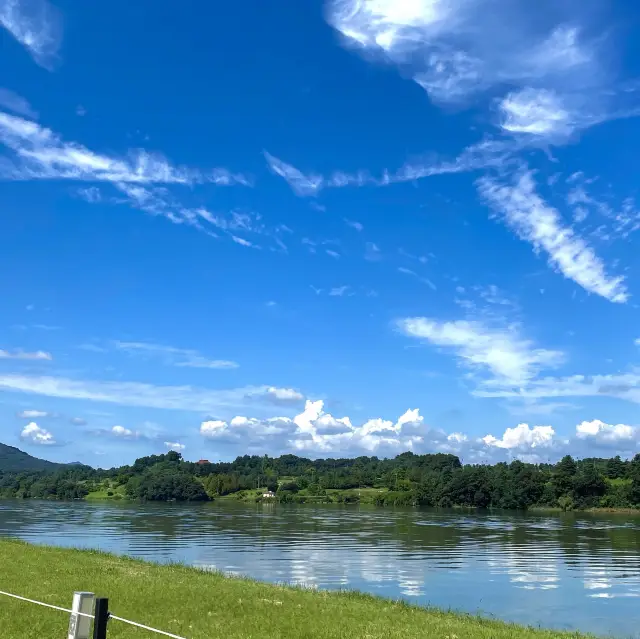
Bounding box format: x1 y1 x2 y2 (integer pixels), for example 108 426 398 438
0 538 593 639
2 449 640 511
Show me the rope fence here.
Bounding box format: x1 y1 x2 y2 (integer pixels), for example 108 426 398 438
0 588 189 639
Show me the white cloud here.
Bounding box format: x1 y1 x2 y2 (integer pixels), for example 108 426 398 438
200 420 229 438
201 400 426 455
0 112 248 186
164 441 185 452
20 421 55 445
576 419 635 442
483 423 555 449
344 219 363 231
111 425 136 439
0 348 52 360
0 373 305 413
265 387 304 403
326 0 617 141
0 0 62 68
70 417 87 425
499 88 573 139
16 409 48 418
0 88 37 119
114 341 239 370
475 371 640 406
478 171 628 303
264 151 324 196
397 317 563 386
329 286 350 297
196 398 638 462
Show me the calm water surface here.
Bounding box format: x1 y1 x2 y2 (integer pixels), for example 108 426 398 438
1 500 639 637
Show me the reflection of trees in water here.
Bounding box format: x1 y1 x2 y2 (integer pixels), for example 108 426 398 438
2 501 640 587
0 500 103 538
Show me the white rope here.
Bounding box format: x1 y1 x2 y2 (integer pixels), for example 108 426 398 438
109 614 189 639
0 589 94 619
0 589 189 638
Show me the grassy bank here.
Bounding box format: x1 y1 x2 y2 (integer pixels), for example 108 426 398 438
0 539 591 639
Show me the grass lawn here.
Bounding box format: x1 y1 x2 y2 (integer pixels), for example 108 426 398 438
0 538 591 639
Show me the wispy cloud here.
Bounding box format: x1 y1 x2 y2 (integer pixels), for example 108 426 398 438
16 409 48 418
478 171 628 303
476 370 640 405
326 1 629 142
397 267 436 290
114 340 239 370
344 219 363 231
0 373 304 413
0 0 62 69
266 138 518 197
0 348 52 360
329 285 350 297
264 151 324 196
499 88 573 140
397 317 563 387
0 112 249 186
0 88 37 119
20 421 55 445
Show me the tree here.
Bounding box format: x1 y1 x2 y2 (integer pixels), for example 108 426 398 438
606 456 626 480
572 465 606 508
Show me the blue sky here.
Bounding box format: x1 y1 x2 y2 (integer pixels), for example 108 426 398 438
2 0 640 467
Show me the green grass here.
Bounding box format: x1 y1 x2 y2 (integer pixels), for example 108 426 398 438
0 538 592 639
85 481 127 501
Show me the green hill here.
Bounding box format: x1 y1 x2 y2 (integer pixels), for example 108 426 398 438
0 443 64 472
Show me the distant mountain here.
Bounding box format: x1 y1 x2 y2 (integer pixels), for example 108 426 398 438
0 443 65 472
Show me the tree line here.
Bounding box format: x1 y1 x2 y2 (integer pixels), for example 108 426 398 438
1 450 639 510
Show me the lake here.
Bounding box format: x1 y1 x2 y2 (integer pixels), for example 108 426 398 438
0 500 639 638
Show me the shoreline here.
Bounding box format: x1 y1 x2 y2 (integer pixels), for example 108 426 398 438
0 538 596 639
82 492 640 514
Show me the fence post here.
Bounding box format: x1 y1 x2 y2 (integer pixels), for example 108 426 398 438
92 598 109 639
68 592 94 639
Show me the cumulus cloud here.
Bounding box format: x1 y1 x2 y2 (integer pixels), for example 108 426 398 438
483 423 555 450
0 372 305 413
478 171 628 303
200 400 427 455
397 317 563 386
196 399 637 462
0 348 52 360
576 419 635 443
114 340 239 370
0 0 62 69
20 421 55 445
111 425 136 439
16 409 48 418
164 441 185 452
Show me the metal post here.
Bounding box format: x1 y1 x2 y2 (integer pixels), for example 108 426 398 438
92 598 109 639
68 592 94 639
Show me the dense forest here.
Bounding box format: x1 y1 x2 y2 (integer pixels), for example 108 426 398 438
1 447 640 511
